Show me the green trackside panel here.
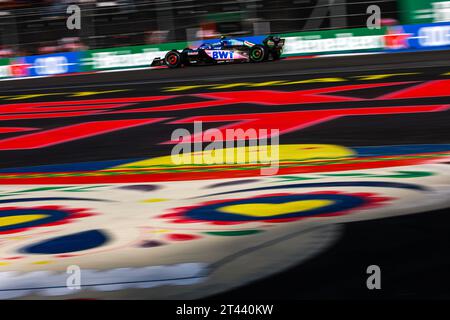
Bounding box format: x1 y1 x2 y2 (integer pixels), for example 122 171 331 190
279 27 387 56
398 0 450 24
0 58 11 79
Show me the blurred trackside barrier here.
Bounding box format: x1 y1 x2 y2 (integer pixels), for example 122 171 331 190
1 41 188 78
280 27 387 56
2 23 450 80
80 41 188 72
0 58 10 79
385 22 450 51
25 52 81 76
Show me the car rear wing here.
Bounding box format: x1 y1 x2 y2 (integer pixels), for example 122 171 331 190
264 36 285 48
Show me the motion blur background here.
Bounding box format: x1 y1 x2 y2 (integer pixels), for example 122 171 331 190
0 0 448 58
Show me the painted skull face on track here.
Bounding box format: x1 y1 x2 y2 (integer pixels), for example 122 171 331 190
0 144 448 299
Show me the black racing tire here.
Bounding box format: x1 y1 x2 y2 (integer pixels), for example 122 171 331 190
271 49 282 60
165 50 182 68
249 45 266 62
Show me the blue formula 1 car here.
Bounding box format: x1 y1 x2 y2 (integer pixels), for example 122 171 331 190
151 35 285 68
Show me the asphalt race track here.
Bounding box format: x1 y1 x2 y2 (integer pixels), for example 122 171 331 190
0 50 449 299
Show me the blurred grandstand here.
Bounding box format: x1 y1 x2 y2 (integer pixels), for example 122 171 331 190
0 0 400 57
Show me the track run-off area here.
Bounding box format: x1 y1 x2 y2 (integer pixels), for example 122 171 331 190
0 50 449 299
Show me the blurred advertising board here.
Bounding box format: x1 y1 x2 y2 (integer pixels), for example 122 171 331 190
399 0 450 25
280 27 386 56
8 57 29 78
81 42 187 71
385 22 450 51
24 52 81 77
0 59 10 79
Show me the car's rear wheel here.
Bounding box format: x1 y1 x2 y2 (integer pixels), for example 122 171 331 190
165 50 182 68
249 45 266 62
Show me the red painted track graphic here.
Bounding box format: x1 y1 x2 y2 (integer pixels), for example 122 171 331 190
0 60 449 300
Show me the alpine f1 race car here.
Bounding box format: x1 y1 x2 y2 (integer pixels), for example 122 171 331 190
151 35 285 68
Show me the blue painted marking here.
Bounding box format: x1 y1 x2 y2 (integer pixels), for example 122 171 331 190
354 144 450 157
21 230 108 254
0 158 143 173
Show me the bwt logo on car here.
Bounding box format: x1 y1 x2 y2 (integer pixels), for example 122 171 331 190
211 50 234 59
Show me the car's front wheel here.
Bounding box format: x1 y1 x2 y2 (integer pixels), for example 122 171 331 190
165 50 182 68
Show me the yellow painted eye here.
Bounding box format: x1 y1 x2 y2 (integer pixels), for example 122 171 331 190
218 200 334 217
0 214 48 227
